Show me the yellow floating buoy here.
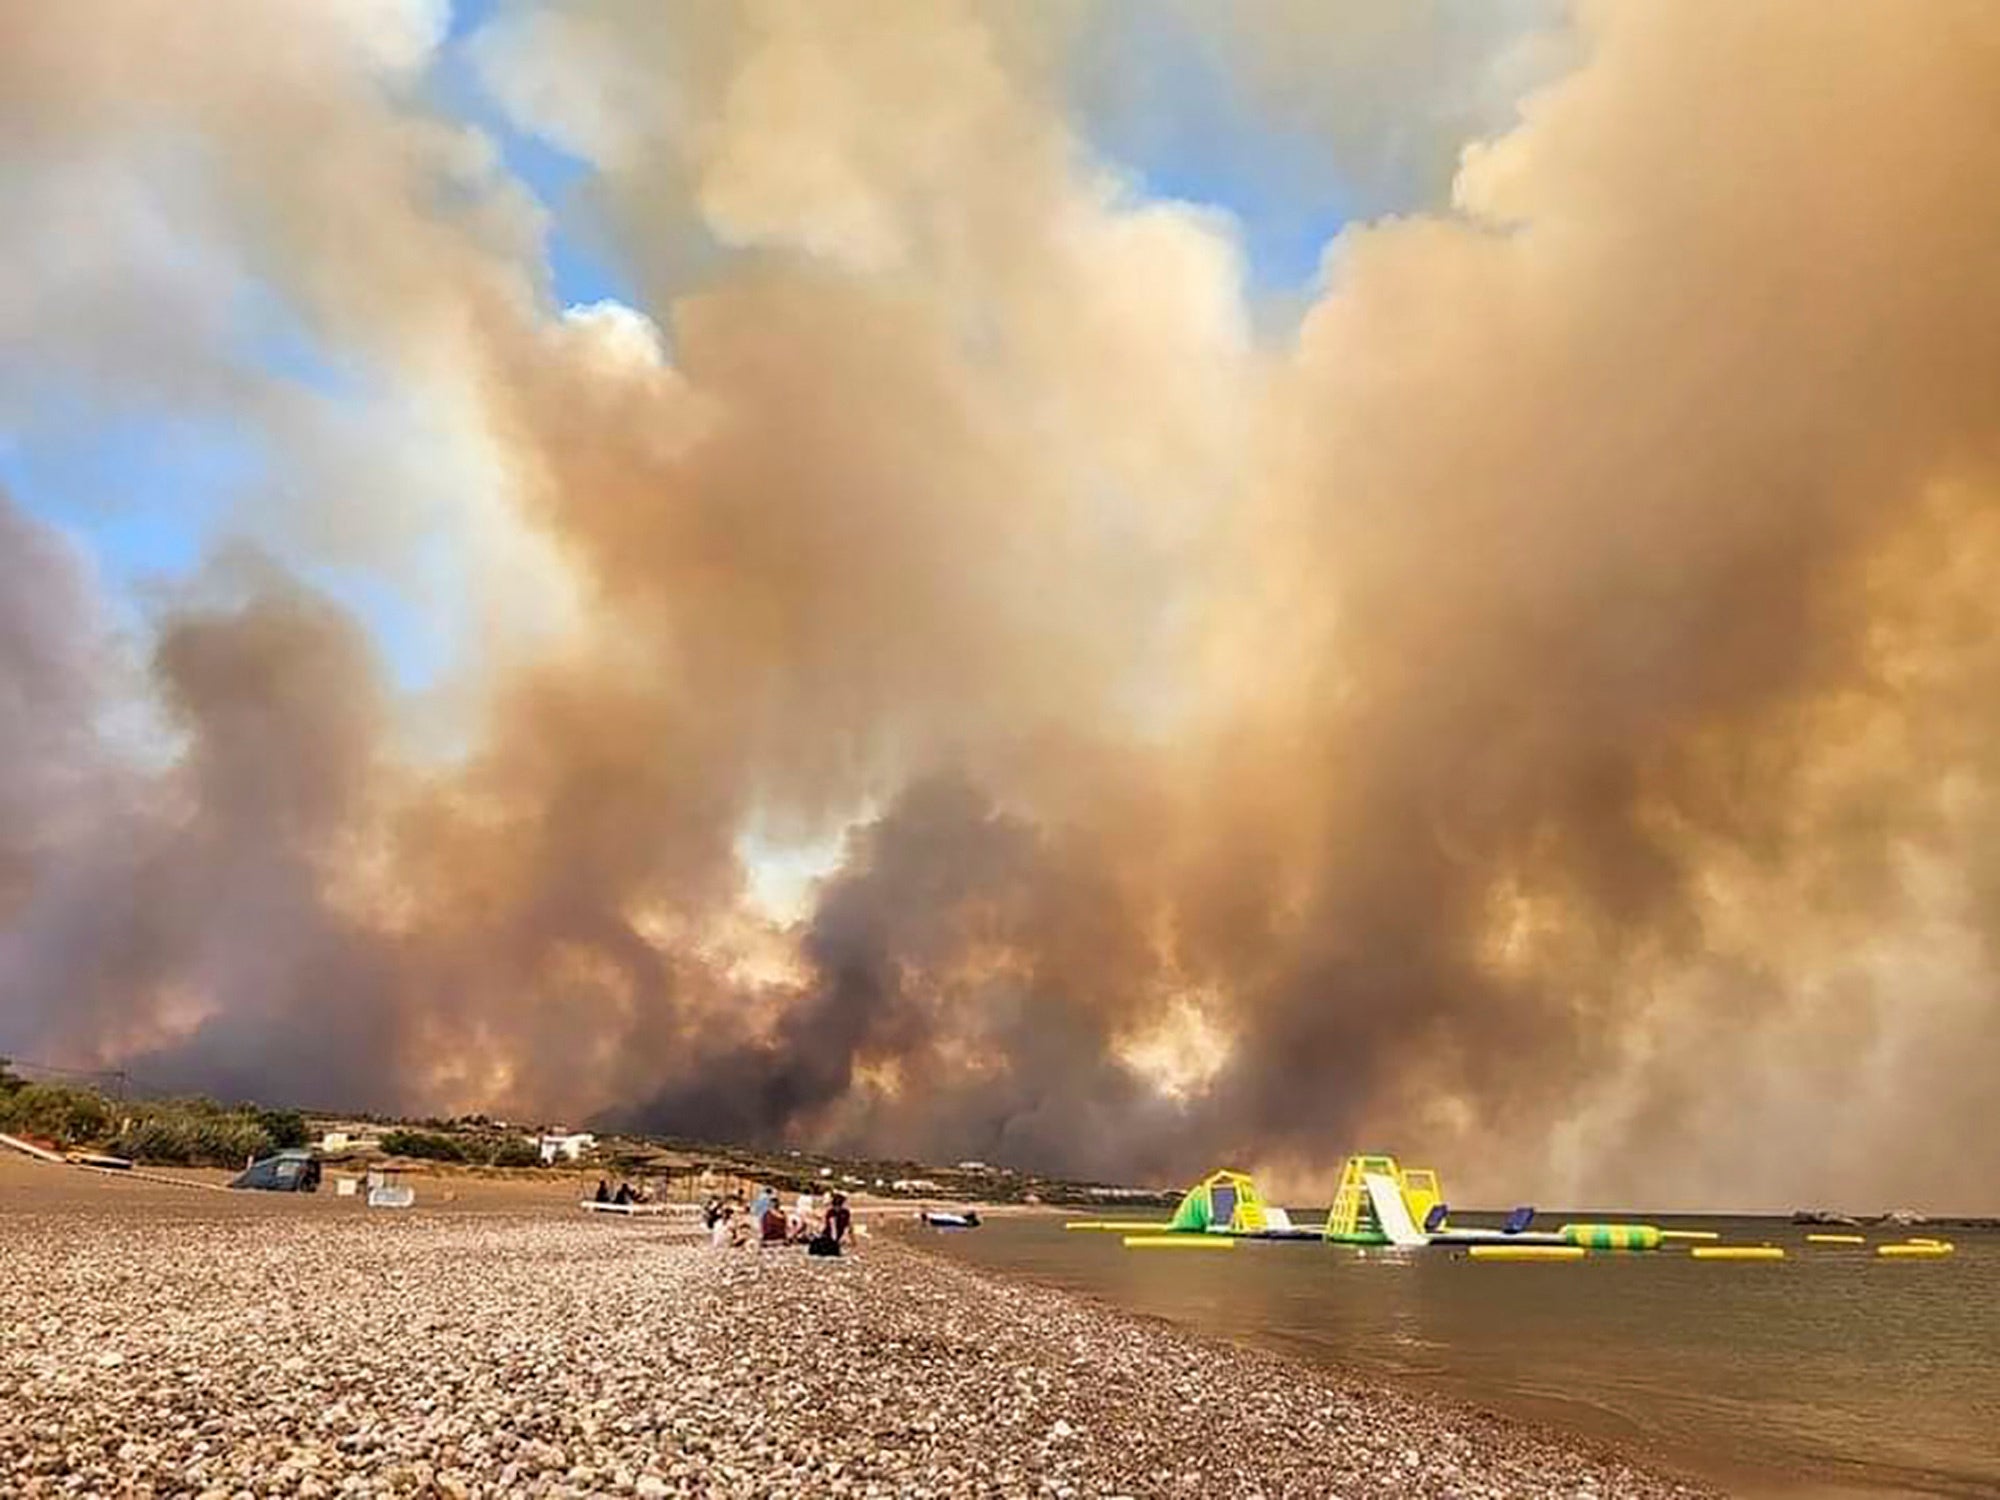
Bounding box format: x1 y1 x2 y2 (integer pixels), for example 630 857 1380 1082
1122 1234 1235 1249
1658 1229 1721 1242
1805 1233 1866 1245
1467 1245 1586 1262
1691 1246 1786 1260
1878 1241 1954 1258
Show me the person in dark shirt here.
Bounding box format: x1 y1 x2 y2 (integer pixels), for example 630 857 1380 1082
807 1191 853 1256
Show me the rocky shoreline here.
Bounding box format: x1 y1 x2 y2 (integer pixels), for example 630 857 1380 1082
1 1185 1718 1498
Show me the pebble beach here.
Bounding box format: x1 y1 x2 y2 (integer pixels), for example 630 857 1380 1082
0 1162 1718 1498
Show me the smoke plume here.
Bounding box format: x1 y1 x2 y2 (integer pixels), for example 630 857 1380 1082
5 1 2000 1207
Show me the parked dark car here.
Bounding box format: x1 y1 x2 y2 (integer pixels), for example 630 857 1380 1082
230 1149 321 1193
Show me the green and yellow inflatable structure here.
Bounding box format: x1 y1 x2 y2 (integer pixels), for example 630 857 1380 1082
1167 1168 1270 1234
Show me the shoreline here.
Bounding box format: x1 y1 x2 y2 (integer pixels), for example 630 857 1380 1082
895 1222 1986 1500
0 1159 1719 1498
882 1229 1722 1497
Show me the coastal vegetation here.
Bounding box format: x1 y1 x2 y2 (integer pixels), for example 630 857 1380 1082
0 1059 1174 1205
376 1128 544 1169
0 1059 306 1167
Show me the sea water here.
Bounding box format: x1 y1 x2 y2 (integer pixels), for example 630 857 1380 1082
925 1213 2000 1497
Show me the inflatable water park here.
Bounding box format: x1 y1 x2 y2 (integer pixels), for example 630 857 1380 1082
1067 1156 1957 1260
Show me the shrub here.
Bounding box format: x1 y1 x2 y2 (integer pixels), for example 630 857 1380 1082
106 1103 277 1167
485 1137 543 1169
0 1082 115 1146
379 1129 467 1163
0 1080 317 1167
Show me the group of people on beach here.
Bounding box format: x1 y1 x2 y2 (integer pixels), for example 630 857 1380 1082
592 1178 649 1206
704 1188 854 1256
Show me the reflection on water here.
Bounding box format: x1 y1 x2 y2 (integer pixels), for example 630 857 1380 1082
925 1213 2000 1497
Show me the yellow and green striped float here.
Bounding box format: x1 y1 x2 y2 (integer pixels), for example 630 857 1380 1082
1558 1222 1662 1251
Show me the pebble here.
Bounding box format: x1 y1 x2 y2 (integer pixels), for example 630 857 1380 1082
0 1192 1718 1498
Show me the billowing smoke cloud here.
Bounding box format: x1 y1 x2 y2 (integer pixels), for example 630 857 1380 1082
5 1 2000 1208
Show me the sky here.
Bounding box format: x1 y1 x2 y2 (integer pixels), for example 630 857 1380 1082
7 1 2000 1212
3 0 623 693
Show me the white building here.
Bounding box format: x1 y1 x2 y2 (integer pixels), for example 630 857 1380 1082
537 1131 597 1163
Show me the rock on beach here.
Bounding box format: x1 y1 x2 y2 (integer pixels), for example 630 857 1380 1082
0 1173 1717 1498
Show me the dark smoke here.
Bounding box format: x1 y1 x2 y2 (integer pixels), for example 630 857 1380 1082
625 776 1193 1181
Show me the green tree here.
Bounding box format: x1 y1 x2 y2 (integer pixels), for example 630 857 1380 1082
254 1107 309 1150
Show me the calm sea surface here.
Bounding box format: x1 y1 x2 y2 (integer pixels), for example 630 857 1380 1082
923 1212 1999 1497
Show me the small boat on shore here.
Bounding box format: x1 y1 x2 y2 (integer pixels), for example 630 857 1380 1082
919 1209 982 1230
67 1151 134 1171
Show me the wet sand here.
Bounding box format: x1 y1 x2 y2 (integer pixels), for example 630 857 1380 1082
0 1157 1716 1496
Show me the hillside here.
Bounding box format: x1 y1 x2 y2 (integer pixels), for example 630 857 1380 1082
0 1061 1175 1208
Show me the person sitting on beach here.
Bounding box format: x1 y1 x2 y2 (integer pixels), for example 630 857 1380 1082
594 1178 612 1204
612 1182 634 1206
709 1204 734 1249
808 1192 853 1257
702 1195 723 1230
760 1200 788 1245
